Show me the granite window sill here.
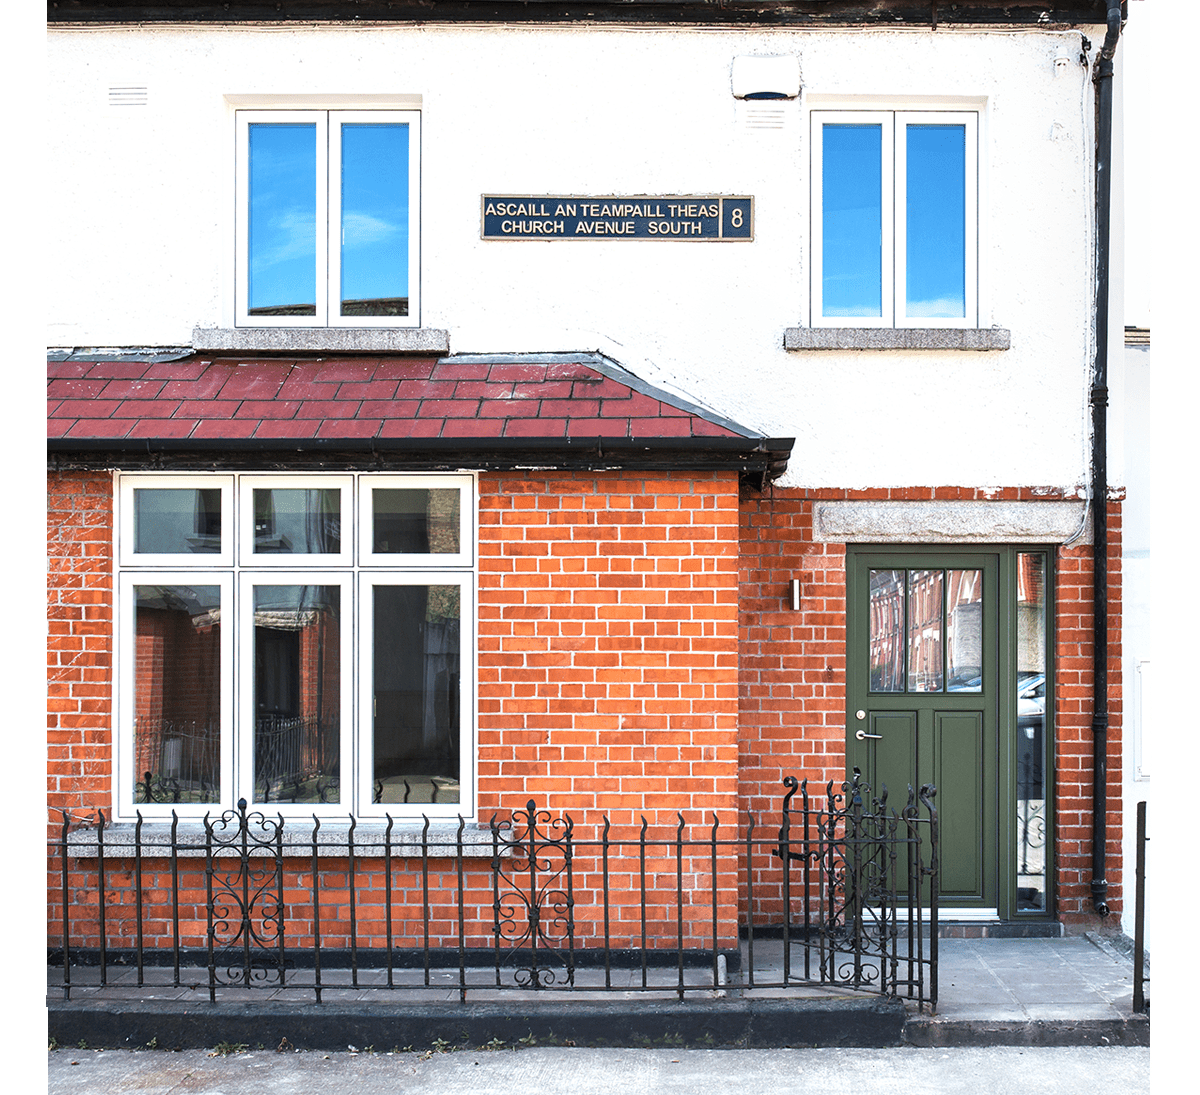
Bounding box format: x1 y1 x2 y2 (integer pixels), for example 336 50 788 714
63 821 505 859
192 327 451 354
784 328 1010 351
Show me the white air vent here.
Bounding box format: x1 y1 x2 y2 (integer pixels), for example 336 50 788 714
738 103 790 130
109 86 148 107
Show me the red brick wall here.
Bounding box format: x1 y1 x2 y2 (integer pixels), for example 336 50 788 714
737 486 1123 928
1055 498 1123 925
476 470 743 946
48 470 114 816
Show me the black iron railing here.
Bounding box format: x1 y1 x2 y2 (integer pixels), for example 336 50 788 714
50 773 938 1010
1133 799 1148 1014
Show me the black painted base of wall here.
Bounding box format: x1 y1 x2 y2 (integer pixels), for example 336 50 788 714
48 996 907 1052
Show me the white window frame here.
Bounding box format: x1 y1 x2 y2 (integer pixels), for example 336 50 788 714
237 570 355 817
118 474 234 568
238 474 355 567
116 571 235 820
113 471 476 823
359 474 474 568
234 108 422 329
811 109 978 329
357 572 476 822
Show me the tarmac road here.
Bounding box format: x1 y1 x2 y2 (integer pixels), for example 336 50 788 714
45 1045 1151 1095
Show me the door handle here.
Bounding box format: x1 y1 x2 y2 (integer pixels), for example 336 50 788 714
855 728 882 740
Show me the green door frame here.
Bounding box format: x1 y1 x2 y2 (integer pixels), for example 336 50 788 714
845 544 1055 921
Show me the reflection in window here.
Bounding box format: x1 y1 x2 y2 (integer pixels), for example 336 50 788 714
373 585 461 804
869 570 905 692
1016 553 1048 912
134 489 222 554
907 570 944 692
906 124 966 319
822 123 883 318
248 123 317 316
340 123 410 317
253 585 341 803
253 489 341 554
133 585 221 803
946 569 983 691
373 489 461 555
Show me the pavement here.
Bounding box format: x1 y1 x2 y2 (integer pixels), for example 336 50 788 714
47 932 1149 1050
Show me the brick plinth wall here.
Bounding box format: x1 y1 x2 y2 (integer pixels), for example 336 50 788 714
737 486 1123 930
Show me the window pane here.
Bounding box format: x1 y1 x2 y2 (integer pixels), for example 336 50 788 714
373 585 461 804
822 123 882 318
905 124 966 318
134 488 221 554
253 585 341 804
248 123 317 316
907 569 944 692
1017 553 1048 912
946 569 983 691
133 585 221 804
868 569 905 692
372 488 461 555
341 123 410 317
253 488 341 554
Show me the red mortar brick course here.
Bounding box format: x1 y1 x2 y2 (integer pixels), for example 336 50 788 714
49 356 745 442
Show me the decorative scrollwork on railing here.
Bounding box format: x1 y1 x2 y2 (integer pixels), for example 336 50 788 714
488 799 575 989
203 799 287 994
777 768 938 997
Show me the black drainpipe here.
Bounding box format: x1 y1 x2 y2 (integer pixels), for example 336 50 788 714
1088 0 1124 918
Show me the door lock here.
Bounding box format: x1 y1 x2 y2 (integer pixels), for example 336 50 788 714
855 728 883 741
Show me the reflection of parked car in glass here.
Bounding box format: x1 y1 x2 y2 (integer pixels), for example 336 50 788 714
1018 673 1045 736
1017 672 1045 797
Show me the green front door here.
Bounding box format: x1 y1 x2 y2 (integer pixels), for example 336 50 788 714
847 549 1000 912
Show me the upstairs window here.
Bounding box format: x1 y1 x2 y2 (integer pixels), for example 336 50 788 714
811 110 978 328
235 110 421 327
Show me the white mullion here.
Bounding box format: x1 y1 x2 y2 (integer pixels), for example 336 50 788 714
325 111 339 327
314 111 330 327
881 115 896 328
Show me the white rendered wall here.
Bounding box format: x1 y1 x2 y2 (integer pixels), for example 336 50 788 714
47 23 1105 490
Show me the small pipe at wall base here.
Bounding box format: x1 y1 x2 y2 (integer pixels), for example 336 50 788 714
1087 0 1124 919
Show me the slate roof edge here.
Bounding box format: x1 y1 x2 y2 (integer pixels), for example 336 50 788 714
439 351 764 439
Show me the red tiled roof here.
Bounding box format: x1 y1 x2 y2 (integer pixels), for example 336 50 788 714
48 355 747 442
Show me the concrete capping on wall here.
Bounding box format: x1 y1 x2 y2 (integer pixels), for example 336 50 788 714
814 500 1091 544
784 328 1011 351
66 822 504 859
192 327 451 353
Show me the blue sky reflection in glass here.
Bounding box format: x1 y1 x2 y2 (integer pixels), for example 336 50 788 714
248 124 317 315
340 124 409 316
822 124 882 318
906 124 966 318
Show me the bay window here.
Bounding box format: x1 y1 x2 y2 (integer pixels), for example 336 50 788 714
115 473 474 822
